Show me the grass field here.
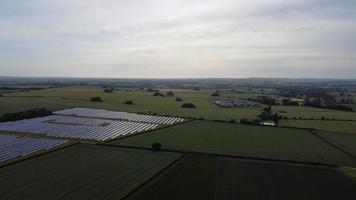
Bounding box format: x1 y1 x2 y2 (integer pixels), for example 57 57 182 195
0 144 181 200
280 120 356 134
1 86 262 121
317 131 356 157
113 120 356 166
128 155 356 200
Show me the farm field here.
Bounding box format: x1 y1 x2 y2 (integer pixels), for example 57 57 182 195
280 120 356 134
128 155 356 200
0 96 69 115
317 131 356 157
273 105 356 120
2 86 261 121
0 144 181 200
113 120 356 166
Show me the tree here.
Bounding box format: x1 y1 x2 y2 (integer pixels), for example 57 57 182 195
0 108 52 122
166 91 174 97
90 97 103 102
152 143 162 151
124 100 134 105
211 91 220 97
176 97 183 101
181 103 196 108
229 119 236 123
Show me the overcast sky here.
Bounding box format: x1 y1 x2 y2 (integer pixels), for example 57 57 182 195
0 0 355 78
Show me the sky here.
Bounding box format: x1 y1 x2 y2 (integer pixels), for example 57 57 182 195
0 0 355 79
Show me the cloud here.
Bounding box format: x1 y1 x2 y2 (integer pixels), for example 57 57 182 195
0 0 355 78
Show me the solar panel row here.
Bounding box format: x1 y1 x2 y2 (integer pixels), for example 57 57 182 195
0 115 158 141
0 134 66 163
54 108 184 124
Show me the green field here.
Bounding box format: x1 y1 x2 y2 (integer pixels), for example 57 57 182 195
128 155 356 200
0 144 181 200
113 120 356 166
1 86 261 120
317 131 356 157
280 120 356 134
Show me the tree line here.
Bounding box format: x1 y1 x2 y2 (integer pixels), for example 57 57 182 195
0 108 52 122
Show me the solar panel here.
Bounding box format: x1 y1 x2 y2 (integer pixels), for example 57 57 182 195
0 115 159 141
54 108 184 125
0 135 67 163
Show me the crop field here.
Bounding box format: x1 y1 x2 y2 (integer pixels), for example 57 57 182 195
317 131 356 157
280 120 356 134
0 144 181 200
113 120 356 166
2 86 261 121
273 105 356 120
128 155 356 200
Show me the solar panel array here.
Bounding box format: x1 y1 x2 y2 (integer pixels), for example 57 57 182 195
54 108 184 124
0 115 158 141
0 134 66 163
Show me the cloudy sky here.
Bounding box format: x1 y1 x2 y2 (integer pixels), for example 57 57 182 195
0 0 355 78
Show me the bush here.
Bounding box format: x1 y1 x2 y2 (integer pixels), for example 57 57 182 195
240 119 254 125
152 143 162 151
176 97 183 101
181 103 196 108
104 89 113 93
90 97 103 102
153 92 165 97
124 100 134 105
229 119 236 123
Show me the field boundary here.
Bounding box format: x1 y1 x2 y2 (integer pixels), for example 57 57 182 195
99 143 340 168
312 131 356 162
0 142 80 169
282 119 355 122
194 119 320 132
122 153 187 200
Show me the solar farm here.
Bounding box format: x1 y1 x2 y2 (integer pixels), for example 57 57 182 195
54 108 184 125
213 98 256 108
0 108 184 141
0 134 67 164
